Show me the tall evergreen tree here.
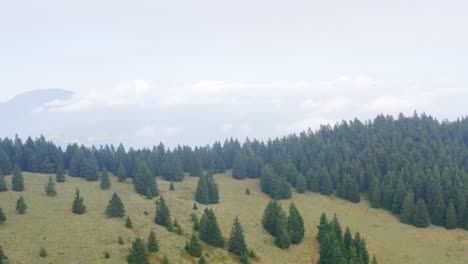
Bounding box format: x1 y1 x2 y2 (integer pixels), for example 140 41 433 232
206 174 219 204
296 173 306 193
0 208 5 224
44 176 57 196
82 157 99 181
56 164 65 182
106 193 125 217
445 202 458 230
72 189 86 214
147 230 159 253
155 196 172 230
262 200 283 236
125 216 133 228
195 174 210 204
400 192 415 224
274 212 291 249
413 198 431 228
228 217 247 256
199 208 225 248
185 234 202 257
11 164 24 192
232 152 247 179
287 203 305 244
337 175 360 203
127 237 150 264
134 160 158 197
0 149 12 175
319 170 333 195
117 163 127 182
0 172 7 192
369 176 381 208
16 195 27 214
100 167 111 190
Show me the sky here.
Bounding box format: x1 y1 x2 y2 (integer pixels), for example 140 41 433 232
0 0 467 147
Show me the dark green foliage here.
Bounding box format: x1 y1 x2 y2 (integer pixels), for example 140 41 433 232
0 245 7 264
195 174 219 204
161 154 185 182
260 165 291 200
185 234 202 257
100 167 111 190
296 173 306 193
413 198 431 228
262 200 283 236
228 217 247 256
117 163 127 182
81 157 99 181
39 247 47 257
319 169 333 195
369 177 381 208
104 251 110 259
0 150 12 175
193 202 198 210
56 164 65 182
169 181 175 191
106 193 125 217
72 189 86 214
11 164 24 192
45 176 57 196
16 195 27 214
239 252 250 264
191 213 200 231
118 236 125 245
232 152 247 179
199 208 225 248
125 216 133 228
337 175 360 203
0 208 5 223
198 255 207 264
400 192 415 224
206 173 219 204
173 218 183 235
127 237 150 264
287 203 304 244
445 202 458 230
371 255 378 264
0 172 7 192
161 255 170 264
155 196 172 230
245 188 250 195
134 160 158 197
147 230 159 253
274 213 290 249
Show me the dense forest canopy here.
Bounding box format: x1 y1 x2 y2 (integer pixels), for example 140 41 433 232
1 112 468 229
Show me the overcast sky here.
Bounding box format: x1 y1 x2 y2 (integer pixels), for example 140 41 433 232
1 0 467 147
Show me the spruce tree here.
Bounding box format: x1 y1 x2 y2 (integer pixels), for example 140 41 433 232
413 198 431 228
134 160 158 197
262 200 283 236
127 237 150 264
400 192 415 224
320 171 333 195
245 188 250 195
44 176 56 196
191 213 200 231
106 193 125 217
274 212 291 249
72 189 86 214
193 202 198 210
445 202 458 230
0 171 7 192
155 196 172 230
169 181 175 191
207 174 219 204
11 164 24 192
39 247 47 257
117 163 127 182
296 173 306 193
0 245 7 264
198 255 207 264
195 175 210 204
185 234 202 257
56 164 65 182
161 255 170 264
0 208 5 224
147 230 159 253
125 216 133 228
287 203 305 244
228 217 247 256
199 208 225 248
100 167 111 190
369 177 381 208
232 152 247 179
371 255 378 264
16 195 27 214
118 236 125 245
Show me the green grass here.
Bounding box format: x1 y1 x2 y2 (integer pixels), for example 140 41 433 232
0 172 467 263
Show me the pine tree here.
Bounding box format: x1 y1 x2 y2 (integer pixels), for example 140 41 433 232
371 255 378 264
118 236 125 245
161 255 170 264
169 182 175 191
82 157 99 181
287 203 305 244
207 174 219 204
100 167 111 190
445 202 458 230
337 175 360 203
232 152 247 179
195 175 210 204
39 247 47 257
274 212 291 249
262 200 283 236
106 193 126 217
185 234 202 257
56 164 65 182
193 202 198 210
127 237 150 264
0 150 12 175
400 192 415 224
369 177 381 208
320 170 333 195
147 230 159 253
198 255 207 264
173 218 183 234
0 208 5 224
296 173 306 193
0 245 7 264
16 195 27 214
0 171 8 192
240 252 250 264
117 163 127 182
228 217 247 256
199 208 225 248
72 189 86 214
11 164 24 192
413 198 431 228
134 160 158 197
155 196 172 230
125 216 133 228
191 213 200 231
44 176 57 196
245 188 250 195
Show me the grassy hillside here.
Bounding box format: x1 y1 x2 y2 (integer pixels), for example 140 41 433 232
0 172 467 264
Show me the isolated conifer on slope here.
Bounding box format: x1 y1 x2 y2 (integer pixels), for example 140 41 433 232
228 217 247 256
12 164 24 192
445 202 458 230
134 160 158 197
400 192 415 224
413 198 431 228
100 167 111 190
274 212 290 249
56 164 65 182
185 233 202 257
262 200 283 237
161 255 170 264
44 176 56 196
195 175 210 204
117 163 127 182
198 255 207 264
16 195 27 214
155 196 172 229
147 230 159 253
127 237 150 264
106 193 125 217
287 203 305 244
125 216 133 228
0 208 5 223
0 171 7 192
199 208 225 248
72 189 86 214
